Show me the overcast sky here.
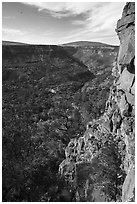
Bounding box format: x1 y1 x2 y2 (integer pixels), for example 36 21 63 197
2 2 126 45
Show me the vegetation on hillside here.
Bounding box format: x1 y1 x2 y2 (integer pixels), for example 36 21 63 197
2 44 118 201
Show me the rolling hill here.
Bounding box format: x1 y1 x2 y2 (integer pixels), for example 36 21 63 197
61 41 118 48
2 40 28 46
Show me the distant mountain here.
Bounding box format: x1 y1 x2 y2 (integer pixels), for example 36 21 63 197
2 40 28 46
61 41 118 48
61 42 119 75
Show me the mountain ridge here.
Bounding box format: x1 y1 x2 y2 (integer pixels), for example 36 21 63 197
2 40 29 46
2 40 118 48
60 41 119 48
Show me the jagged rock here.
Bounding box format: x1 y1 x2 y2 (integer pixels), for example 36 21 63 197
117 67 134 92
59 2 135 202
117 14 135 31
112 110 122 133
131 105 135 117
116 5 135 201
125 91 135 106
116 2 135 66
117 93 129 117
131 82 135 95
118 29 134 63
101 120 112 133
122 164 135 202
121 117 134 134
122 2 135 17
128 56 135 74
112 62 120 77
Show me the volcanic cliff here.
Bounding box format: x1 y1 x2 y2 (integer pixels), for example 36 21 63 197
59 2 135 202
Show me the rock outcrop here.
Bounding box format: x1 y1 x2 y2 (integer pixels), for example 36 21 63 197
59 2 135 202
116 2 135 202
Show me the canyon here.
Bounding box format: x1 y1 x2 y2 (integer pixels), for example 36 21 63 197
2 2 135 202
59 2 135 202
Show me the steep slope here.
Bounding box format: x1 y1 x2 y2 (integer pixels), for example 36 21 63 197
61 42 118 75
2 45 94 202
61 42 119 124
116 2 135 202
2 41 118 201
59 2 135 202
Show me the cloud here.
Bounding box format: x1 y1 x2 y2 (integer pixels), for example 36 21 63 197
67 2 125 44
3 2 126 45
71 20 86 26
22 2 95 17
47 10 73 19
86 2 125 31
22 2 125 32
2 28 26 37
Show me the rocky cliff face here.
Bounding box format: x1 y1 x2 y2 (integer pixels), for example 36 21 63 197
116 2 135 202
59 2 135 202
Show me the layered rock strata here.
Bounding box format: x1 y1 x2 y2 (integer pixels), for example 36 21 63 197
59 2 135 202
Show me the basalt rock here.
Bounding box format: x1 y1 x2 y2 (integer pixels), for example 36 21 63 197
116 3 135 201
59 2 135 202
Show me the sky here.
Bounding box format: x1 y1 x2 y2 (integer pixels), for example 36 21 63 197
2 2 126 45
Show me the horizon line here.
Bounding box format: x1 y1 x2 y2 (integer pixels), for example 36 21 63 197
2 39 120 46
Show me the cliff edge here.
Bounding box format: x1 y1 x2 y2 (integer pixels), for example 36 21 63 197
116 2 135 202
59 2 135 202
